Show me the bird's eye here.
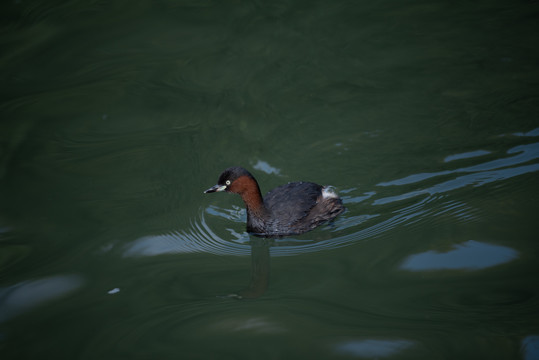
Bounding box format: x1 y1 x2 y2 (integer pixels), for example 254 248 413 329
225 180 231 185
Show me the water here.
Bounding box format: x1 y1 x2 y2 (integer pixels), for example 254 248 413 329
1 0 538 359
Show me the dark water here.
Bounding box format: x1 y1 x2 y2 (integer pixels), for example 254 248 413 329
1 0 539 359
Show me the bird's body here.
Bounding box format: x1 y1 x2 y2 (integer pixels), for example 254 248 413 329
205 167 344 237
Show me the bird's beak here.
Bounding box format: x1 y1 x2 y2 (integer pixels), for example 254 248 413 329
204 184 227 193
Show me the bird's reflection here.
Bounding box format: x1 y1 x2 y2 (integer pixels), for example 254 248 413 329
228 238 272 299
225 233 338 299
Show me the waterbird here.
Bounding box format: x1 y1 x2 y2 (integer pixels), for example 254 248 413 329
204 167 344 237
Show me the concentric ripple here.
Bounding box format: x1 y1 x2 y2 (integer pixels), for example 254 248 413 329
123 211 250 257
122 196 475 258
123 130 538 259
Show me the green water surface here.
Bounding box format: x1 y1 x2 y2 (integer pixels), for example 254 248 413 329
1 1 539 359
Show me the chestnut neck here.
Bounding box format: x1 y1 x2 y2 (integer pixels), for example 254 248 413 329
232 176 268 216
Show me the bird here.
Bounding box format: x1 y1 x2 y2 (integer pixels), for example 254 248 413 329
204 166 344 237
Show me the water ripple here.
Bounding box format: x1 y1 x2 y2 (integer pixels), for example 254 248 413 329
378 141 539 187
444 150 491 163
124 134 538 259
123 197 431 258
123 212 249 257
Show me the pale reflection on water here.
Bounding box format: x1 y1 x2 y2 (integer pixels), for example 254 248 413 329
401 240 518 271
522 336 539 360
210 316 286 334
333 339 415 358
375 141 539 205
444 150 491 163
0 275 84 322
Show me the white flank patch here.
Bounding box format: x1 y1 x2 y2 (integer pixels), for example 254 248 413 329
322 186 338 199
